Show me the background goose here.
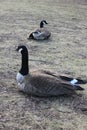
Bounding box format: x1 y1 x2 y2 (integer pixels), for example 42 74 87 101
16 45 86 97
28 20 51 40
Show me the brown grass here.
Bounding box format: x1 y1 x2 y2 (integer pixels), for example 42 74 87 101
0 0 87 130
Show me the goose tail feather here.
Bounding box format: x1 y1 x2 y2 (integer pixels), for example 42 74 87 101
75 78 87 84
60 75 87 84
73 84 84 90
70 79 85 91
70 78 87 85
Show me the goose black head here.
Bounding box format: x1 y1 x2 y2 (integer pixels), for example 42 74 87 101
40 20 48 28
16 45 28 54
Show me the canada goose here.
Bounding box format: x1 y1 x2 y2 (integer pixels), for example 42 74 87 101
28 20 51 40
16 45 86 97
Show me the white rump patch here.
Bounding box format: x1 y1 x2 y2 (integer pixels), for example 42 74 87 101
70 79 78 85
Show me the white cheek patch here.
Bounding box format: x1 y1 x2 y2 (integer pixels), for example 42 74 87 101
18 48 23 53
16 72 24 84
43 21 46 25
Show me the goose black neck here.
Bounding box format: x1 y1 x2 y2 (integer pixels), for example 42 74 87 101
19 51 29 75
40 22 44 28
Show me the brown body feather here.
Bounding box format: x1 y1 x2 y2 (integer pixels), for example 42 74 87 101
23 70 76 96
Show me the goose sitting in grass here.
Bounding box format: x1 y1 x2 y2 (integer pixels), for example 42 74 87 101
16 45 86 97
28 20 51 40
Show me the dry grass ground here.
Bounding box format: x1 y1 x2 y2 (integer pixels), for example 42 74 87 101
0 0 87 130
